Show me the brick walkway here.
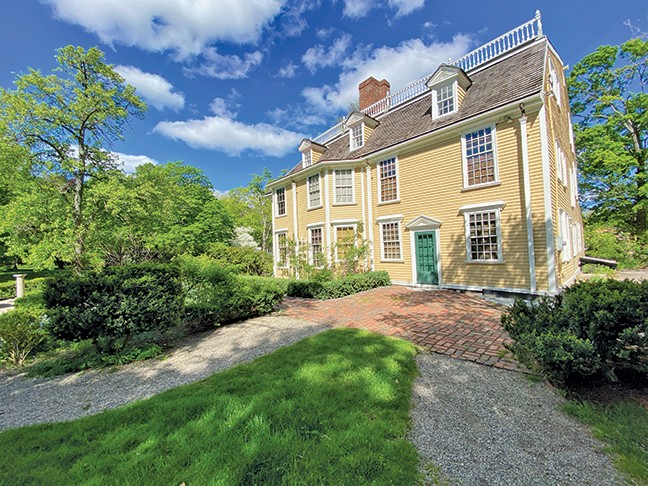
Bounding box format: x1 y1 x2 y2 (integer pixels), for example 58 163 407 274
277 286 524 372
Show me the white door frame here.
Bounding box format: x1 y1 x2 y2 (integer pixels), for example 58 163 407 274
405 215 443 287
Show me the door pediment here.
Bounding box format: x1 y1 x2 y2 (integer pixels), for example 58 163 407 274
405 215 442 231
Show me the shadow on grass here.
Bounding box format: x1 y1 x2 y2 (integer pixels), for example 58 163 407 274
0 328 420 485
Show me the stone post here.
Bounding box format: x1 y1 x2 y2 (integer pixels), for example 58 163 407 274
13 274 27 299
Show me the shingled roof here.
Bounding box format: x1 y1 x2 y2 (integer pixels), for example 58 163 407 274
284 38 546 178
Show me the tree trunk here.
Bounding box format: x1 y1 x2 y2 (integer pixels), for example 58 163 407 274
73 144 87 273
628 121 647 233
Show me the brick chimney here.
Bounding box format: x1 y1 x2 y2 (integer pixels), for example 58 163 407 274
358 77 390 111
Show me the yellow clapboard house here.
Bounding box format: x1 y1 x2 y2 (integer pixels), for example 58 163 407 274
268 11 584 296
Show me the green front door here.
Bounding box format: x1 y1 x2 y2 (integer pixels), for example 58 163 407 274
415 231 438 285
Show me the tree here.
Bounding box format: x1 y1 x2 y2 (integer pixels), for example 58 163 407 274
221 168 273 252
0 46 146 271
89 162 234 264
568 38 648 233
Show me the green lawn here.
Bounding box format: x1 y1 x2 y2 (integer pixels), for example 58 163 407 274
0 267 62 284
564 400 648 485
0 328 420 485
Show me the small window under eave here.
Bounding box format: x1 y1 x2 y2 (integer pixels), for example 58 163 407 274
426 65 471 120
344 111 379 151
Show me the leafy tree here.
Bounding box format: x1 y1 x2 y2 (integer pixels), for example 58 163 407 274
568 38 648 233
89 162 234 264
221 168 273 252
0 46 146 271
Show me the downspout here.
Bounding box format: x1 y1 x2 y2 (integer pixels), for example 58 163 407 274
518 109 537 292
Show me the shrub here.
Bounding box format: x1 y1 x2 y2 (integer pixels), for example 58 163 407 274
316 271 391 300
43 264 184 352
206 243 273 276
0 308 48 366
179 256 285 331
502 279 648 383
286 280 323 298
0 277 51 300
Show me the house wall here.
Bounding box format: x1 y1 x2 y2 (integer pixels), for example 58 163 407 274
543 48 585 287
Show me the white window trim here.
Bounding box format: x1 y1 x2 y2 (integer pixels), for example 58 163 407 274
333 168 356 205
333 223 358 263
308 224 325 268
550 60 562 107
431 80 458 120
307 173 322 210
274 230 289 268
461 124 499 190
349 123 364 151
463 208 504 264
302 149 312 168
377 156 400 204
379 219 404 262
275 187 287 217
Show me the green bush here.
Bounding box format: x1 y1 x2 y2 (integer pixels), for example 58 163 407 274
206 243 273 276
584 224 648 268
502 279 648 383
43 264 184 352
316 271 391 300
179 256 285 331
0 277 51 300
0 308 48 366
286 280 324 298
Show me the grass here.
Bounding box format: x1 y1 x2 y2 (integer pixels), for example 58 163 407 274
564 400 648 485
0 328 420 485
0 267 63 284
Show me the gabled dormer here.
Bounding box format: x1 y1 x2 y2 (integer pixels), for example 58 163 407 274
344 111 380 151
426 65 472 120
299 139 327 168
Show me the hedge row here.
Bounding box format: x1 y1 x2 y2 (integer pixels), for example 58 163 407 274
502 279 648 384
0 278 49 300
286 271 391 300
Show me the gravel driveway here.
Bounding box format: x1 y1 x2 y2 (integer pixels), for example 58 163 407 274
411 352 623 485
0 316 329 431
0 313 624 484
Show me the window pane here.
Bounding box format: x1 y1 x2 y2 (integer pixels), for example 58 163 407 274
276 188 286 216
379 158 398 202
467 210 500 261
310 228 323 267
308 174 321 207
336 226 354 261
277 233 288 267
437 83 455 116
351 125 363 150
335 169 354 203
381 222 401 260
465 127 495 186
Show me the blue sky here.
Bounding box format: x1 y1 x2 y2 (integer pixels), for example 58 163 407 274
1 1 646 192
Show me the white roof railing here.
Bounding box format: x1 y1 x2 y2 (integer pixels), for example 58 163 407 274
311 11 543 146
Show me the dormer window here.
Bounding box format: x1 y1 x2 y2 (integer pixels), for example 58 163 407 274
435 82 455 117
549 60 562 106
345 111 378 152
302 150 312 168
350 124 363 150
426 65 471 120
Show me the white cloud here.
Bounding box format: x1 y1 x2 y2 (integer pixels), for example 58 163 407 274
302 33 352 73
43 0 286 58
113 151 159 173
388 0 424 17
316 27 334 39
184 49 263 79
267 106 326 129
342 0 372 18
209 97 236 118
301 34 473 113
114 65 184 111
343 0 424 19
153 113 304 157
277 61 298 78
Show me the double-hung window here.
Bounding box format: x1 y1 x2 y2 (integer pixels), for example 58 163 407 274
549 60 562 106
465 210 502 262
350 124 363 150
334 169 354 204
276 232 288 268
302 150 312 168
275 187 286 216
309 227 324 268
436 82 455 117
378 157 398 203
335 226 355 261
463 126 497 188
380 221 402 261
307 174 321 208
555 140 568 186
